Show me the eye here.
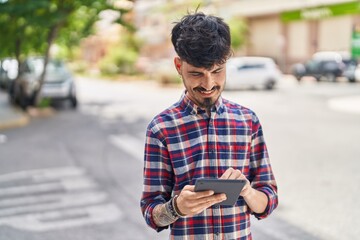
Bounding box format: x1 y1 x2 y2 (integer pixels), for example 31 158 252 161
213 69 223 74
190 72 202 77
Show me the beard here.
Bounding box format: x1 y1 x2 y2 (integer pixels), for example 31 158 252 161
192 85 221 109
196 94 219 113
202 98 213 110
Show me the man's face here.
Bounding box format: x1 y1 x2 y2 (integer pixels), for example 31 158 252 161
174 57 226 110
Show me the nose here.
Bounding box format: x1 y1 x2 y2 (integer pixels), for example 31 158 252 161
202 72 214 90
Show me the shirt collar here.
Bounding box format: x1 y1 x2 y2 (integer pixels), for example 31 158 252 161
179 91 225 115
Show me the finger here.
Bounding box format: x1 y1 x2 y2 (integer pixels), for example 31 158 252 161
239 172 247 180
192 194 227 213
189 193 225 208
193 190 215 199
182 185 214 200
183 185 195 192
220 167 234 179
228 169 242 179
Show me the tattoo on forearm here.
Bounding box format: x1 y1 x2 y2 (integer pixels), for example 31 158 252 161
153 202 178 227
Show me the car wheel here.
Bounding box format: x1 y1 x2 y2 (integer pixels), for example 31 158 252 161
325 73 336 82
7 82 16 105
67 85 77 109
19 89 30 110
69 95 77 109
264 80 275 90
294 75 302 81
348 77 356 83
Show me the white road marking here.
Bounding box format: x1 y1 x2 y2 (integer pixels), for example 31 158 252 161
0 204 121 232
0 166 85 183
0 191 107 217
0 192 96 208
0 166 122 231
108 134 144 162
0 176 97 197
0 134 7 144
328 95 360 114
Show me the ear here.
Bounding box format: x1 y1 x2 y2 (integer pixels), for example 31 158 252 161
174 57 182 74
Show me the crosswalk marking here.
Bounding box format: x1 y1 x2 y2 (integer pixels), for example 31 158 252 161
0 134 7 144
0 166 122 232
108 134 144 162
0 166 85 183
0 177 97 197
0 191 107 218
0 192 97 208
0 204 120 232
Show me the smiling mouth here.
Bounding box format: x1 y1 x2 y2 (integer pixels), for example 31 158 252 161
200 89 214 95
194 86 220 95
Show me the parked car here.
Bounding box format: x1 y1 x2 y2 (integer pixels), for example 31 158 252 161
225 57 281 90
292 51 357 82
354 64 360 82
0 58 18 90
341 56 358 82
9 57 77 109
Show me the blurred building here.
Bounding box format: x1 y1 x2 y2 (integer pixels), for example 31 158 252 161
217 0 360 72
134 0 360 73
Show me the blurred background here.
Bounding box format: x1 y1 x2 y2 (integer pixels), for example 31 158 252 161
0 0 359 239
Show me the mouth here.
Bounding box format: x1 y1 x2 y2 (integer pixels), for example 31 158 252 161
194 86 220 96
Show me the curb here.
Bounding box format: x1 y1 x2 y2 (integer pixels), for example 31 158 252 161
0 113 29 130
26 107 55 118
0 107 55 131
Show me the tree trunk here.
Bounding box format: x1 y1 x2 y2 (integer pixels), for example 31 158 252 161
10 38 22 106
34 23 62 106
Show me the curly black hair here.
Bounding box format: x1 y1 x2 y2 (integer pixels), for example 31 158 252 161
171 12 232 69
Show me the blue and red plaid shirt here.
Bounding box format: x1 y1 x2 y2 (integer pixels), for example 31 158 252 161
141 93 278 240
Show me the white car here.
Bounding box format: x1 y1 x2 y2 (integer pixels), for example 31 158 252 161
354 64 360 82
225 57 282 90
10 57 77 109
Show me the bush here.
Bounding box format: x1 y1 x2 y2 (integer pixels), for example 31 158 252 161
155 71 182 86
68 60 88 74
99 46 138 75
150 59 182 86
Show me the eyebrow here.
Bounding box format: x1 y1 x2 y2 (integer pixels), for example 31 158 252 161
188 66 224 74
212 66 224 72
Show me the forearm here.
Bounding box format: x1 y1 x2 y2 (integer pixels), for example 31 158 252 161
152 200 179 227
243 188 268 214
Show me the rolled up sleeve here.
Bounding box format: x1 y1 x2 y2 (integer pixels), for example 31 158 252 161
249 115 278 219
140 124 174 231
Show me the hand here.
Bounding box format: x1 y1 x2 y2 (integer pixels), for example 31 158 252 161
220 167 253 198
175 185 227 217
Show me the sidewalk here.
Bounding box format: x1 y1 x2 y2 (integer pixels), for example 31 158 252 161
0 90 29 130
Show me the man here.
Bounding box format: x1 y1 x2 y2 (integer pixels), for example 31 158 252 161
141 12 278 240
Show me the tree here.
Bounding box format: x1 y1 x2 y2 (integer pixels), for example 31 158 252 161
228 17 247 53
0 0 135 107
0 1 48 63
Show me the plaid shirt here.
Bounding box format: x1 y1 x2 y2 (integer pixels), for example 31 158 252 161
141 93 278 240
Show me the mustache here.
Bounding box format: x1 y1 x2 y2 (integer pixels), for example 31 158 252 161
193 86 220 92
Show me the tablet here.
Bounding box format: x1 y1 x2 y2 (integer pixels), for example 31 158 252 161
194 178 246 206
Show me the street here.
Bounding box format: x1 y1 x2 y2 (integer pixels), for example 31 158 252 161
0 76 359 240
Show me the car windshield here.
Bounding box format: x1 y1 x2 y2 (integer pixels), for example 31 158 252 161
342 59 357 66
238 64 266 70
31 59 67 76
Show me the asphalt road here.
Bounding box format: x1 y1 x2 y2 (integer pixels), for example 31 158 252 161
0 76 359 240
